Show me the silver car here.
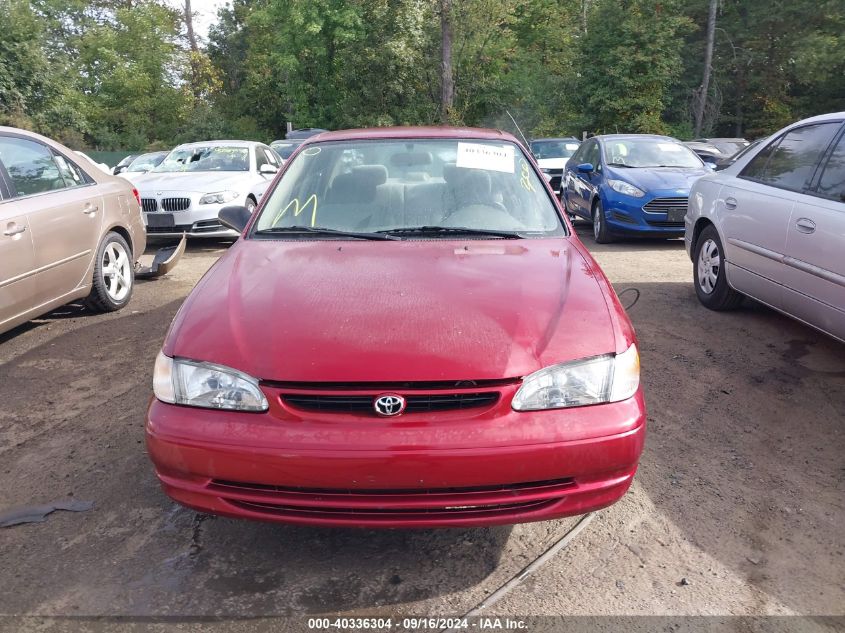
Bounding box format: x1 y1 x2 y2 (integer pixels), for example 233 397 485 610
134 140 280 238
686 112 845 343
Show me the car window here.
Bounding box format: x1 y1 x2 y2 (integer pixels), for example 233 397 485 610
0 136 68 196
815 133 845 203
253 139 565 237
741 123 840 192
255 146 268 171
53 152 88 187
262 146 280 167
530 140 580 160
154 146 250 172
602 138 701 168
585 142 600 168
127 152 165 172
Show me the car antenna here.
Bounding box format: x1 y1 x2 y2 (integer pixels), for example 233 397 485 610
505 110 531 149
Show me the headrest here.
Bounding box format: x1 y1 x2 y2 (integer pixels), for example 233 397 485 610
390 151 433 168
328 165 388 203
443 164 491 192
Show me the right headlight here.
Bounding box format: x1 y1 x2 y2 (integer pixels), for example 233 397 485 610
153 352 268 412
607 179 645 198
512 344 639 411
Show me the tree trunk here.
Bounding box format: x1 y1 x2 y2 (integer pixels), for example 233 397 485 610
693 0 717 137
440 0 453 124
184 0 199 53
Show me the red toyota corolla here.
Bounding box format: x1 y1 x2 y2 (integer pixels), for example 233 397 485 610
146 127 645 528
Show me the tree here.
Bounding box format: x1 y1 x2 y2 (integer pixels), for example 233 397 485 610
440 0 454 123
692 0 717 136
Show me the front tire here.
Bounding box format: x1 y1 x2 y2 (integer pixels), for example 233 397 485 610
592 199 613 243
246 196 257 214
694 224 743 310
85 231 134 312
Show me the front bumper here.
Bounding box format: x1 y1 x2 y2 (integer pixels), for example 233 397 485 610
141 195 242 238
603 192 687 237
146 388 646 528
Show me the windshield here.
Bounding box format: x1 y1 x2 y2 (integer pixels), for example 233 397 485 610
127 152 165 172
252 139 565 238
153 146 250 172
530 140 580 160
603 139 703 168
270 141 302 160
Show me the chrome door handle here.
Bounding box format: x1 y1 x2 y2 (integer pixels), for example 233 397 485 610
83 204 99 215
795 218 816 234
724 197 738 210
3 225 26 236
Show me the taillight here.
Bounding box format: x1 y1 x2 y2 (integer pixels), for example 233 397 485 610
132 188 141 207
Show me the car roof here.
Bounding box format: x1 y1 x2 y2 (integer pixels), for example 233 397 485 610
173 140 257 149
530 137 580 142
594 134 679 142
304 126 520 145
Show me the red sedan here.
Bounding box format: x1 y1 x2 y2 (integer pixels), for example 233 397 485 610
146 127 645 528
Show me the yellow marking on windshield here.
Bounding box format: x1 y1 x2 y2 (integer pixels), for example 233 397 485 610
273 194 318 227
519 160 535 192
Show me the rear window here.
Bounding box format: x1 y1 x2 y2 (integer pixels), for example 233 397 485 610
253 139 565 237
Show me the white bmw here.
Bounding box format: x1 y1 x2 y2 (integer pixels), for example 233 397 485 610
134 140 281 238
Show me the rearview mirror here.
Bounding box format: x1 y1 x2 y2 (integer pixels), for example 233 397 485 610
576 163 594 174
259 164 278 175
218 205 251 233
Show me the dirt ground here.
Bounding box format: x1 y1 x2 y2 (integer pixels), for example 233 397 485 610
0 225 843 630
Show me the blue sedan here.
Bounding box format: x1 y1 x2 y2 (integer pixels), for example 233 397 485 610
562 134 711 243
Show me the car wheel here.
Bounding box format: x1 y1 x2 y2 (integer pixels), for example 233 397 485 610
693 224 743 310
246 196 257 214
85 231 134 312
592 199 613 243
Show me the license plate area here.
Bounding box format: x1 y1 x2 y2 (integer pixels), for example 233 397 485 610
146 213 175 228
667 208 686 222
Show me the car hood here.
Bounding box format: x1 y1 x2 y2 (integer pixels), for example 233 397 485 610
164 239 621 382
606 166 710 193
537 158 568 170
135 171 251 194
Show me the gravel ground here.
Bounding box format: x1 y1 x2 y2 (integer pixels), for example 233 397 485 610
0 226 842 630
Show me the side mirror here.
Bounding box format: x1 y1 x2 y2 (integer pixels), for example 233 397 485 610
259 164 278 176
218 205 251 233
576 163 594 174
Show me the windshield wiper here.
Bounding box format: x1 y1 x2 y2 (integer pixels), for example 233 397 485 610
606 162 633 168
253 226 399 241
378 226 524 239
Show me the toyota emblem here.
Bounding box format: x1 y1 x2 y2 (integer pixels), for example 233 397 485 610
373 394 406 417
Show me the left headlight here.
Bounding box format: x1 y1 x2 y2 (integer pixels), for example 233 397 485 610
607 179 645 198
512 344 639 411
199 190 239 205
153 352 268 412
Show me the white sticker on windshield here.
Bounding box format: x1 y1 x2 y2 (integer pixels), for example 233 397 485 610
456 142 515 173
565 143 580 150
657 143 683 152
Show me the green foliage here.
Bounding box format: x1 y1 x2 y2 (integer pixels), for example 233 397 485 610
1 0 843 149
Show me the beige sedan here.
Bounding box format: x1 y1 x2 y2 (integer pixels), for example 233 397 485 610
0 127 147 336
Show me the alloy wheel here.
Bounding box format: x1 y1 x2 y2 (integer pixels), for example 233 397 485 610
697 238 720 294
101 241 132 302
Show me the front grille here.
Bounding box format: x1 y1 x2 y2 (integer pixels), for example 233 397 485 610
645 220 685 228
161 197 190 212
209 477 574 522
146 223 192 234
283 392 499 414
643 196 688 213
193 220 224 233
141 198 158 213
